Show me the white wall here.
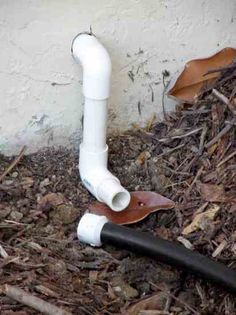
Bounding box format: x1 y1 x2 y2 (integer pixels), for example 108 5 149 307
0 0 235 155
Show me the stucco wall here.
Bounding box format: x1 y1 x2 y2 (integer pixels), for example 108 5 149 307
0 0 235 155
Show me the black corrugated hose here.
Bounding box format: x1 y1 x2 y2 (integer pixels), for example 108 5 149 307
101 222 236 294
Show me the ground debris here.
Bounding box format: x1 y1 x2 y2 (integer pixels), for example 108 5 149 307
1 284 71 315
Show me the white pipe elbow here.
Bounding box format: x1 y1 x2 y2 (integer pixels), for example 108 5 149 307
72 33 111 100
79 145 130 211
72 33 131 211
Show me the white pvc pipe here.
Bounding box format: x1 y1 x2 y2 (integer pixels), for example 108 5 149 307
83 98 107 151
72 33 131 211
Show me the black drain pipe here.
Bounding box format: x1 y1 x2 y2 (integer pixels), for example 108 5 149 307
77 213 236 294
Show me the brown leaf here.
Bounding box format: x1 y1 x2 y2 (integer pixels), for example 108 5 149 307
89 191 175 225
198 183 228 202
182 204 220 235
38 192 66 210
21 177 34 189
124 292 167 315
135 151 151 166
168 47 236 104
38 193 80 224
111 276 138 300
49 204 80 225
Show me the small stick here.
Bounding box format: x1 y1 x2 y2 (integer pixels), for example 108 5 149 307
158 127 202 142
212 89 230 106
150 282 200 315
140 311 171 315
217 150 236 168
205 123 233 148
181 109 211 115
1 284 72 315
182 156 198 173
218 142 231 162
229 85 236 101
0 244 8 258
212 89 236 115
198 126 208 155
212 240 227 258
0 146 26 182
185 166 204 197
159 143 185 157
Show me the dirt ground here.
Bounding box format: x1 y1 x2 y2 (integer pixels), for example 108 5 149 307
0 63 235 314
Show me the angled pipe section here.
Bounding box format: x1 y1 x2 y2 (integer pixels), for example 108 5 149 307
71 33 130 211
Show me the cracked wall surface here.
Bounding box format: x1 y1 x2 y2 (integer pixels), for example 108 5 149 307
0 0 235 155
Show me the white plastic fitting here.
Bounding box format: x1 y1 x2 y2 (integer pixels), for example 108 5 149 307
77 213 108 246
72 33 131 211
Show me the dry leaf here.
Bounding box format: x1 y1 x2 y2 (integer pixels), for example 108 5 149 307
38 193 80 224
38 192 66 210
111 277 138 300
135 151 151 166
89 191 175 225
182 204 220 235
168 47 236 104
198 183 230 202
21 177 34 189
124 292 167 315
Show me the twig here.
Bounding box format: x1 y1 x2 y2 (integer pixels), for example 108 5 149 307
217 150 236 168
0 146 26 182
212 89 230 106
230 85 236 101
212 240 227 258
140 311 171 315
162 72 170 120
159 144 185 157
158 127 202 142
150 282 200 315
4 219 26 225
1 257 46 270
1 284 72 315
182 156 198 173
181 109 211 115
185 166 204 196
0 244 8 258
205 123 234 148
218 142 231 162
198 126 208 155
212 88 236 115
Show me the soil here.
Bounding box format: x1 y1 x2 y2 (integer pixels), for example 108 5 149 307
0 62 235 314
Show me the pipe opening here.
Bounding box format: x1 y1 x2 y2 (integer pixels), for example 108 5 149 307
112 191 130 211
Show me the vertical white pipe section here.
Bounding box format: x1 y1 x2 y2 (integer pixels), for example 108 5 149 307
83 98 107 151
72 33 130 211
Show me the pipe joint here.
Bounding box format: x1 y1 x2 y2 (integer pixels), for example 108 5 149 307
77 213 108 246
72 33 111 100
79 145 130 211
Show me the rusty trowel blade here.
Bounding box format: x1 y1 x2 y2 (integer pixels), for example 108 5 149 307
89 191 175 225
